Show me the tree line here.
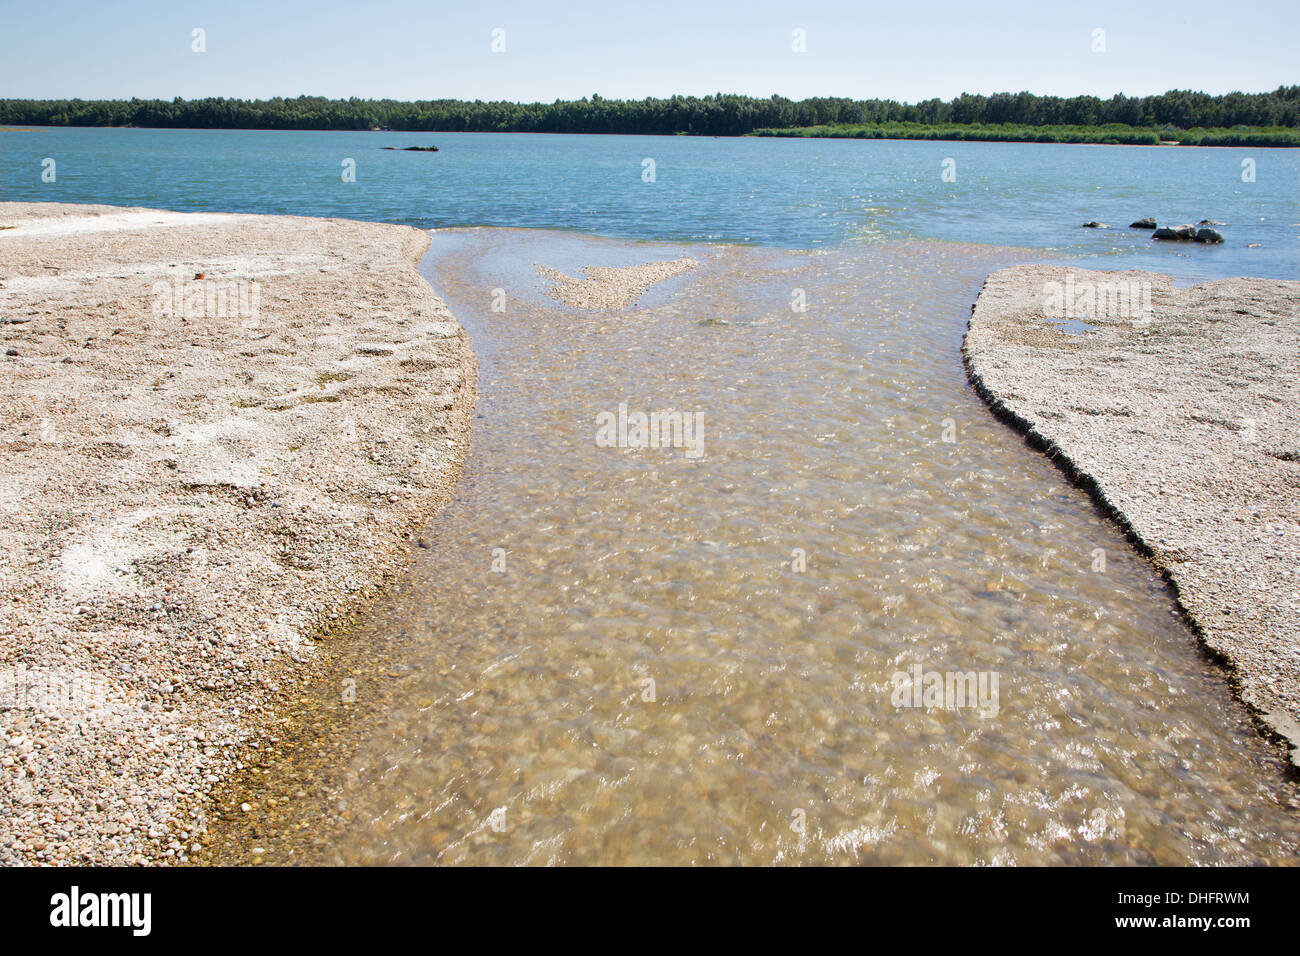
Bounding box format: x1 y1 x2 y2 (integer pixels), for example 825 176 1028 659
2 88 1298 135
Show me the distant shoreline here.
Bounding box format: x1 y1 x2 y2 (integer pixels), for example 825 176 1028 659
4 87 1296 145
7 123 1297 148
751 123 1299 148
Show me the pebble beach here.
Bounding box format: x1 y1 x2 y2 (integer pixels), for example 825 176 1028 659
0 202 476 863
964 264 1300 766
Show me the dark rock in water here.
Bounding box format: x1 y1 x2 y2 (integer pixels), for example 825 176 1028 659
1129 217 1157 229
1152 227 1180 240
1174 224 1198 240
1197 219 1225 226
1082 221 1109 228
1195 227 1225 244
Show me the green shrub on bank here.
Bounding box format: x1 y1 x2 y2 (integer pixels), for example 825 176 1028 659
751 121 1299 147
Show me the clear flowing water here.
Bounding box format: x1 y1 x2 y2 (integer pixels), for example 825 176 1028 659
9 126 1295 863
210 229 1299 865
1 128 1297 279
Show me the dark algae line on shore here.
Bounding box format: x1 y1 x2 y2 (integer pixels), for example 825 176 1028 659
206 230 1299 866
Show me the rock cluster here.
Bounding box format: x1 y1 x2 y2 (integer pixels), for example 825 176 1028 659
1124 216 1226 243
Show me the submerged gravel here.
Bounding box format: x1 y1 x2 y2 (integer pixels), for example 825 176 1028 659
535 258 699 311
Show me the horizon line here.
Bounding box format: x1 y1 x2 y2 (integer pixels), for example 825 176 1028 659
5 86 1298 105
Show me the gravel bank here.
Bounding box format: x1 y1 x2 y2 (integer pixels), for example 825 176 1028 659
0 202 476 863
964 264 1300 767
535 257 699 310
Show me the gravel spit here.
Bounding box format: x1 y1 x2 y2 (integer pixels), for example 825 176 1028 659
0 202 477 864
964 264 1300 768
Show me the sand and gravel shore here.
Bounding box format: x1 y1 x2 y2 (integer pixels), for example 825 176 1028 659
0 202 476 864
964 264 1300 767
4 204 1297 867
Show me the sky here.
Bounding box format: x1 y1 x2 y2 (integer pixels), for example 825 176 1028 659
0 0 1295 103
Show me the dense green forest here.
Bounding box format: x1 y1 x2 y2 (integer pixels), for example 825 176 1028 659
3 88 1298 137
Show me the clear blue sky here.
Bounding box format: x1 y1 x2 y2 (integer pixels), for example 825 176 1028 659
1 0 1295 102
